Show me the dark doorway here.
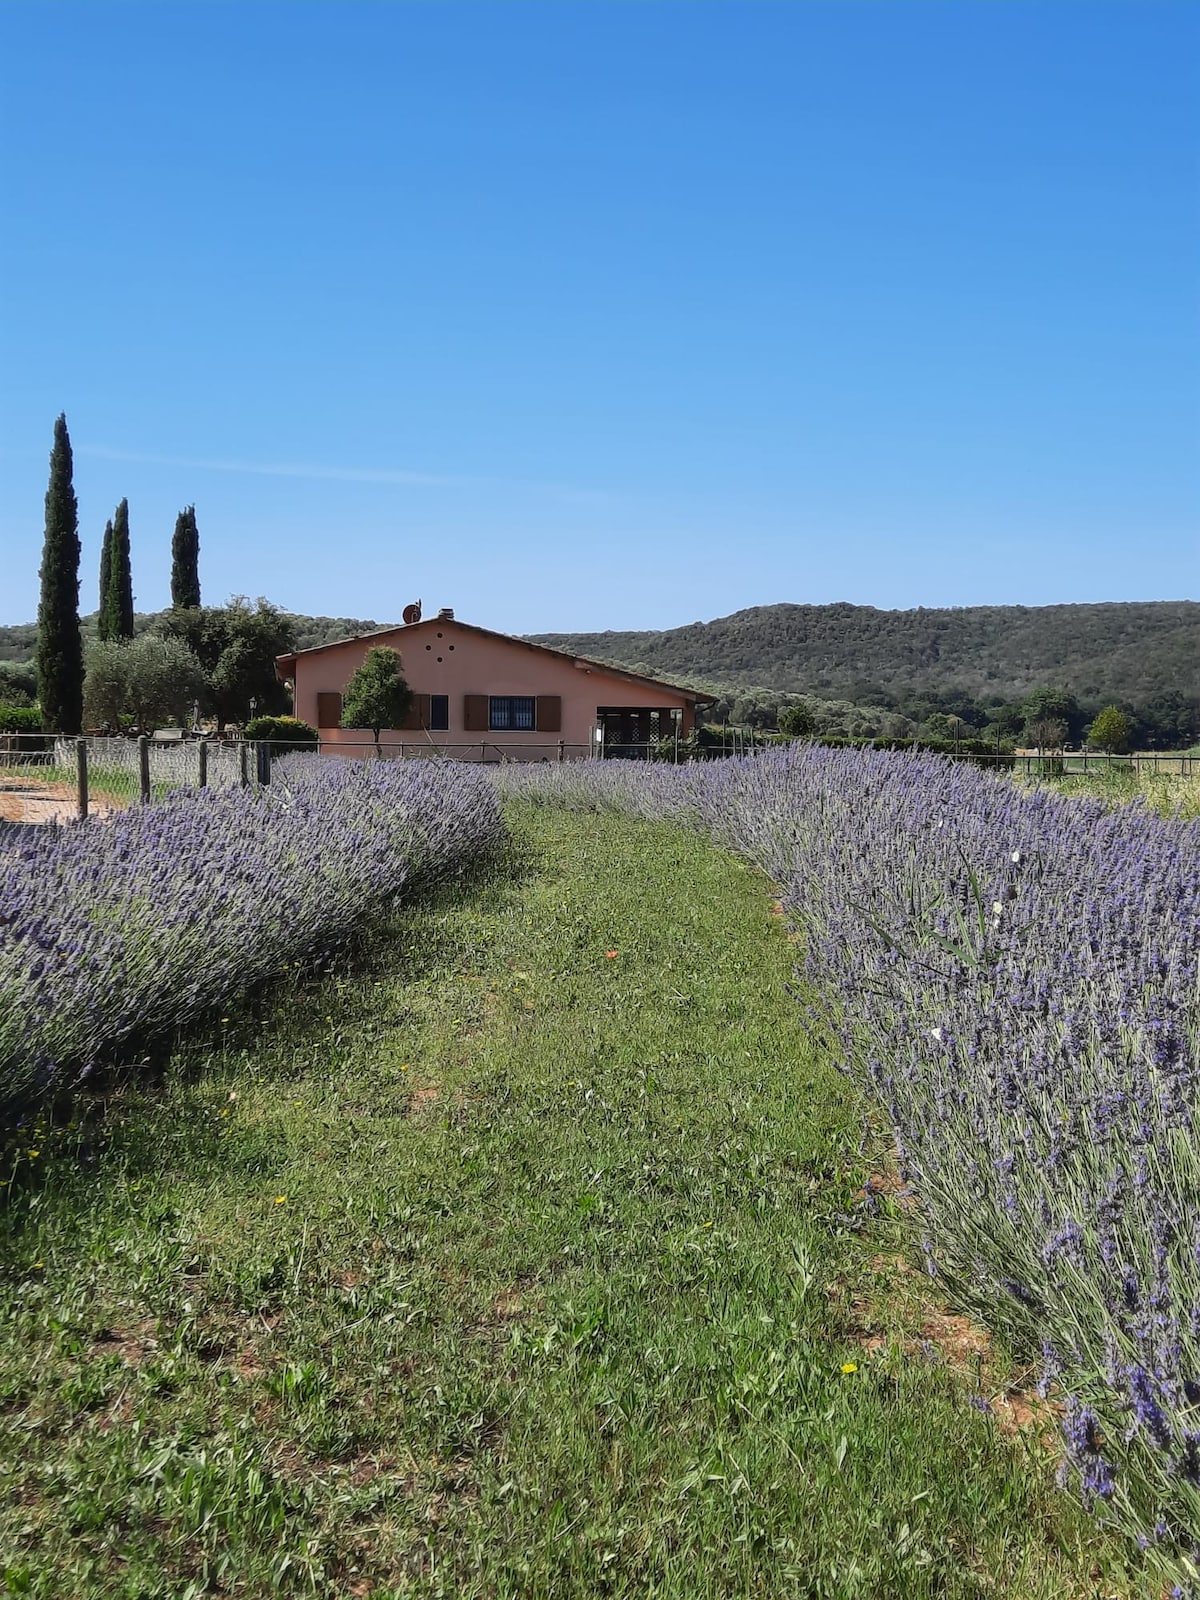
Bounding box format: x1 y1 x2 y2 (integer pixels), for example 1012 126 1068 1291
596 707 679 758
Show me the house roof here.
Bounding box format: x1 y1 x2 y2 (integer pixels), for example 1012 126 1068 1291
276 616 715 705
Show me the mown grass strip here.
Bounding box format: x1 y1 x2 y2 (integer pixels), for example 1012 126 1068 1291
0 803 1146 1599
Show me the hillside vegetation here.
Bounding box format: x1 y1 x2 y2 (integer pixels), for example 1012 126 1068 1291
5 599 1195 745
0 609 397 664
528 600 1199 705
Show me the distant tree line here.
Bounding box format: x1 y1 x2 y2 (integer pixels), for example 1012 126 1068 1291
708 683 1198 753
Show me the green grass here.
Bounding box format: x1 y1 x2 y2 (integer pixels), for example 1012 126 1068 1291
0 804 1149 1599
1021 762 1200 818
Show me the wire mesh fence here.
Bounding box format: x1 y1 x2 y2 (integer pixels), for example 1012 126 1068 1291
0 734 604 826
1 731 1195 829
0 734 252 825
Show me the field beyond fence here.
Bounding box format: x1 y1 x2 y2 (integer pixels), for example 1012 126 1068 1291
1 732 1196 826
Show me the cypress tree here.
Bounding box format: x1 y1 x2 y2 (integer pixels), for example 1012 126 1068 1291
35 414 84 733
111 497 135 637
170 505 201 608
98 518 116 640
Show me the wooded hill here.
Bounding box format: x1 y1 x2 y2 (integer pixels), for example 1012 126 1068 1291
0 610 397 665
5 600 1192 705
4 599 1195 742
527 601 1199 706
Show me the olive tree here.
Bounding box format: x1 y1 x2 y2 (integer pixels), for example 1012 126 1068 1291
84 636 207 732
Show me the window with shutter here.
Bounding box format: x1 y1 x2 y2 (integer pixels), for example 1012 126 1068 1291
535 695 562 733
316 692 343 728
489 697 535 730
402 694 431 731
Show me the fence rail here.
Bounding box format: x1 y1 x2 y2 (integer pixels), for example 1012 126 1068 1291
0 734 607 825
0 732 1195 827
967 751 1199 776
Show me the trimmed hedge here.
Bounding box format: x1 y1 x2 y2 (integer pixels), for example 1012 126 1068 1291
244 715 319 753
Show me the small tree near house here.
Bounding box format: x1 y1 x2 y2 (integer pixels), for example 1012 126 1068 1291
341 647 413 755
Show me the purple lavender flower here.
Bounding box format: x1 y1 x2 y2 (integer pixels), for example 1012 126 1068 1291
1 760 504 1125
496 748 1200 1560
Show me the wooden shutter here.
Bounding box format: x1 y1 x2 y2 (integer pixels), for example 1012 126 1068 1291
535 695 562 733
464 694 488 732
316 692 343 729
402 694 431 731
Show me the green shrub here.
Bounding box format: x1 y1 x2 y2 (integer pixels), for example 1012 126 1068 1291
244 715 319 753
0 704 43 734
778 703 816 738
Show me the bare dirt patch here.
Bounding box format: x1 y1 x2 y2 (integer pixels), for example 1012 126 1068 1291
0 776 121 824
492 1288 524 1320
89 1319 158 1368
841 1141 1060 1439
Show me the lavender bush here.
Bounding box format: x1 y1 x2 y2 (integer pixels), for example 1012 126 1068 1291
0 759 503 1126
499 752 1200 1574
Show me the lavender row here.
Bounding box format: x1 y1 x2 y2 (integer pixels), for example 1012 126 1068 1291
0 759 504 1126
498 754 1200 1570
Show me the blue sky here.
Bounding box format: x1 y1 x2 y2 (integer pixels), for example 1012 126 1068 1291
1 0 1196 632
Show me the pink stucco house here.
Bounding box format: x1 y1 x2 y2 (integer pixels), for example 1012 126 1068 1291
275 610 711 759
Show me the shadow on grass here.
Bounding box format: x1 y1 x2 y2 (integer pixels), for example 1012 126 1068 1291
1 825 537 1210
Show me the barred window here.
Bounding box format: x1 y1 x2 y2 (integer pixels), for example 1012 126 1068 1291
489 696 535 731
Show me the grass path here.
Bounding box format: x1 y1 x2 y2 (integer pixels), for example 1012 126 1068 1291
0 804 1145 1599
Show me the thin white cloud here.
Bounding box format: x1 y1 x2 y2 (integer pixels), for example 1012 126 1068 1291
79 443 621 507
81 444 452 487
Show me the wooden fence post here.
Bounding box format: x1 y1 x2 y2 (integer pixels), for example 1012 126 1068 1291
239 742 249 788
198 740 208 789
76 738 88 821
138 736 151 805
256 740 271 786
